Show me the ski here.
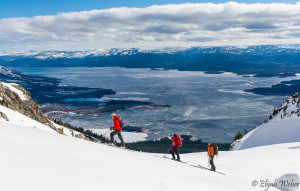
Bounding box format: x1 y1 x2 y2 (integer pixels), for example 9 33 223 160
197 165 226 175
171 159 189 164
155 155 224 175
155 155 189 164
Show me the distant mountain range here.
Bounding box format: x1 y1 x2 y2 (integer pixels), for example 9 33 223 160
1 45 300 59
1 45 300 77
0 47 188 59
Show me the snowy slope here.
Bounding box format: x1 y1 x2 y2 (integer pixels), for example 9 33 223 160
0 104 83 137
232 94 300 150
1 122 299 191
0 105 55 133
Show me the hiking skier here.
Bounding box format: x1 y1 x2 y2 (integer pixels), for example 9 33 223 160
208 141 216 171
170 134 182 161
110 113 125 147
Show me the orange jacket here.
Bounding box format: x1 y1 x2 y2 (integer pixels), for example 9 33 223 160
208 144 214 156
112 116 121 131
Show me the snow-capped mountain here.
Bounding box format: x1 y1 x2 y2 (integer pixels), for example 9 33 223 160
2 45 300 79
1 45 300 59
231 93 300 150
0 48 186 59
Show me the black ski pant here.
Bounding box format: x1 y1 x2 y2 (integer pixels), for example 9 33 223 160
209 156 215 170
171 146 180 160
110 130 125 147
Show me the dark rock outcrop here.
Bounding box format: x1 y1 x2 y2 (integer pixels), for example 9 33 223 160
0 111 9 121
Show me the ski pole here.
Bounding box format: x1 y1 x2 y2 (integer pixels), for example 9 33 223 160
208 156 210 167
164 146 172 158
103 129 111 136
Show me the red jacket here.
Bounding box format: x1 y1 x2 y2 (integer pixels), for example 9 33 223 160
172 136 182 147
112 116 121 131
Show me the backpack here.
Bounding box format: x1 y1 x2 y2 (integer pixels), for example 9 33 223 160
176 135 182 147
116 116 125 129
212 143 218 155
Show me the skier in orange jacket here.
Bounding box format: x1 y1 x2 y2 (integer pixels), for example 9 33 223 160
208 141 216 171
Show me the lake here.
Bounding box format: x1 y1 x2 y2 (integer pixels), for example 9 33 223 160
14 67 299 143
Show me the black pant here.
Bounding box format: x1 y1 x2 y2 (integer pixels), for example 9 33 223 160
171 146 180 160
209 156 215 170
110 130 125 147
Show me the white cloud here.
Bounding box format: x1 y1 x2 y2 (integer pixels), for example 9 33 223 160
1 2 300 51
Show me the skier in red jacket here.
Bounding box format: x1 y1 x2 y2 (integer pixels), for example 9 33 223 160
170 134 181 161
110 113 125 147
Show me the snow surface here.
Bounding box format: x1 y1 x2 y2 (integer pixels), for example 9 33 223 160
1 82 27 101
0 105 55 133
90 128 148 143
0 104 82 137
1 122 299 191
232 96 300 150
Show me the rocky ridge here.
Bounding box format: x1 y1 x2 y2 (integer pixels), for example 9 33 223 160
0 81 86 139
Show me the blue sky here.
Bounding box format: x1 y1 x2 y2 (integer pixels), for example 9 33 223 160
0 1 300 52
0 0 299 18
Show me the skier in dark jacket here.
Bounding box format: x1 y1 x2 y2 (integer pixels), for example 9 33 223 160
170 134 181 161
208 141 216 171
110 113 125 147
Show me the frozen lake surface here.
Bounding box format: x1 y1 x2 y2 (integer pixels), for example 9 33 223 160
15 67 299 142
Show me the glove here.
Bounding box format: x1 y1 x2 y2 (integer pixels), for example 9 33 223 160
110 127 114 131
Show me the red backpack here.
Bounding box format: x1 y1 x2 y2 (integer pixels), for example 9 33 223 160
176 135 182 147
